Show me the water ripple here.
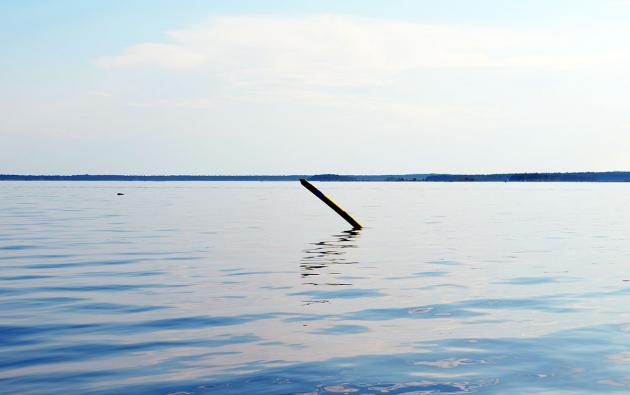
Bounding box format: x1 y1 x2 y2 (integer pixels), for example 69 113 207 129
2 182 630 394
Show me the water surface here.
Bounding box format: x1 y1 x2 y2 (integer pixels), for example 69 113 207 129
1 181 630 394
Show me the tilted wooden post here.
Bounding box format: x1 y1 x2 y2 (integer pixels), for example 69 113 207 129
300 179 362 230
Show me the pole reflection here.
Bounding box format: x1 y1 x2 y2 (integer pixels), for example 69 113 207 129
299 229 361 305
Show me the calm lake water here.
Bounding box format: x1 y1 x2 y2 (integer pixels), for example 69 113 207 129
2 181 630 394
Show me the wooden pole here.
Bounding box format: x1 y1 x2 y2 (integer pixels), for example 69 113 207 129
300 179 363 230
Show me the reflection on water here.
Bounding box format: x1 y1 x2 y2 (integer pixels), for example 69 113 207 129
2 182 630 394
135 323 630 395
300 230 360 304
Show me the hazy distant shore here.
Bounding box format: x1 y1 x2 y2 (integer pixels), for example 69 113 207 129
2 172 630 182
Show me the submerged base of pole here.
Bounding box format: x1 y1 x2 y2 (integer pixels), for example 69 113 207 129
300 179 363 230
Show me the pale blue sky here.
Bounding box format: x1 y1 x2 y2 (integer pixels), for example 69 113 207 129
3 1 630 174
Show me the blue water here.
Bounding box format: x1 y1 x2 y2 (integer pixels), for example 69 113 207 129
2 181 630 394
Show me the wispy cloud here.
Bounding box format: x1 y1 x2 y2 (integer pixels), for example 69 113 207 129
96 15 628 90
93 15 630 131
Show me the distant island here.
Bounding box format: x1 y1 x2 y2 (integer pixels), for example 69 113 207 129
2 172 630 182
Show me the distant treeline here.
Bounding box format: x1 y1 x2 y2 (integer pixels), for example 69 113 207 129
0 174 424 181
422 172 630 182
1 172 630 182
0 175 307 181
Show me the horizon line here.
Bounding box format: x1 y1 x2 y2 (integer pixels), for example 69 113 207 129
2 171 630 177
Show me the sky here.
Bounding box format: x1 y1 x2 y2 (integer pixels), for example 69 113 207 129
2 0 630 175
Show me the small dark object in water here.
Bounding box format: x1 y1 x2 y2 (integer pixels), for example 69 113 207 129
117 193 124 196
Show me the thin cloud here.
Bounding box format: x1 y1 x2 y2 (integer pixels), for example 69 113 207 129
96 15 627 89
